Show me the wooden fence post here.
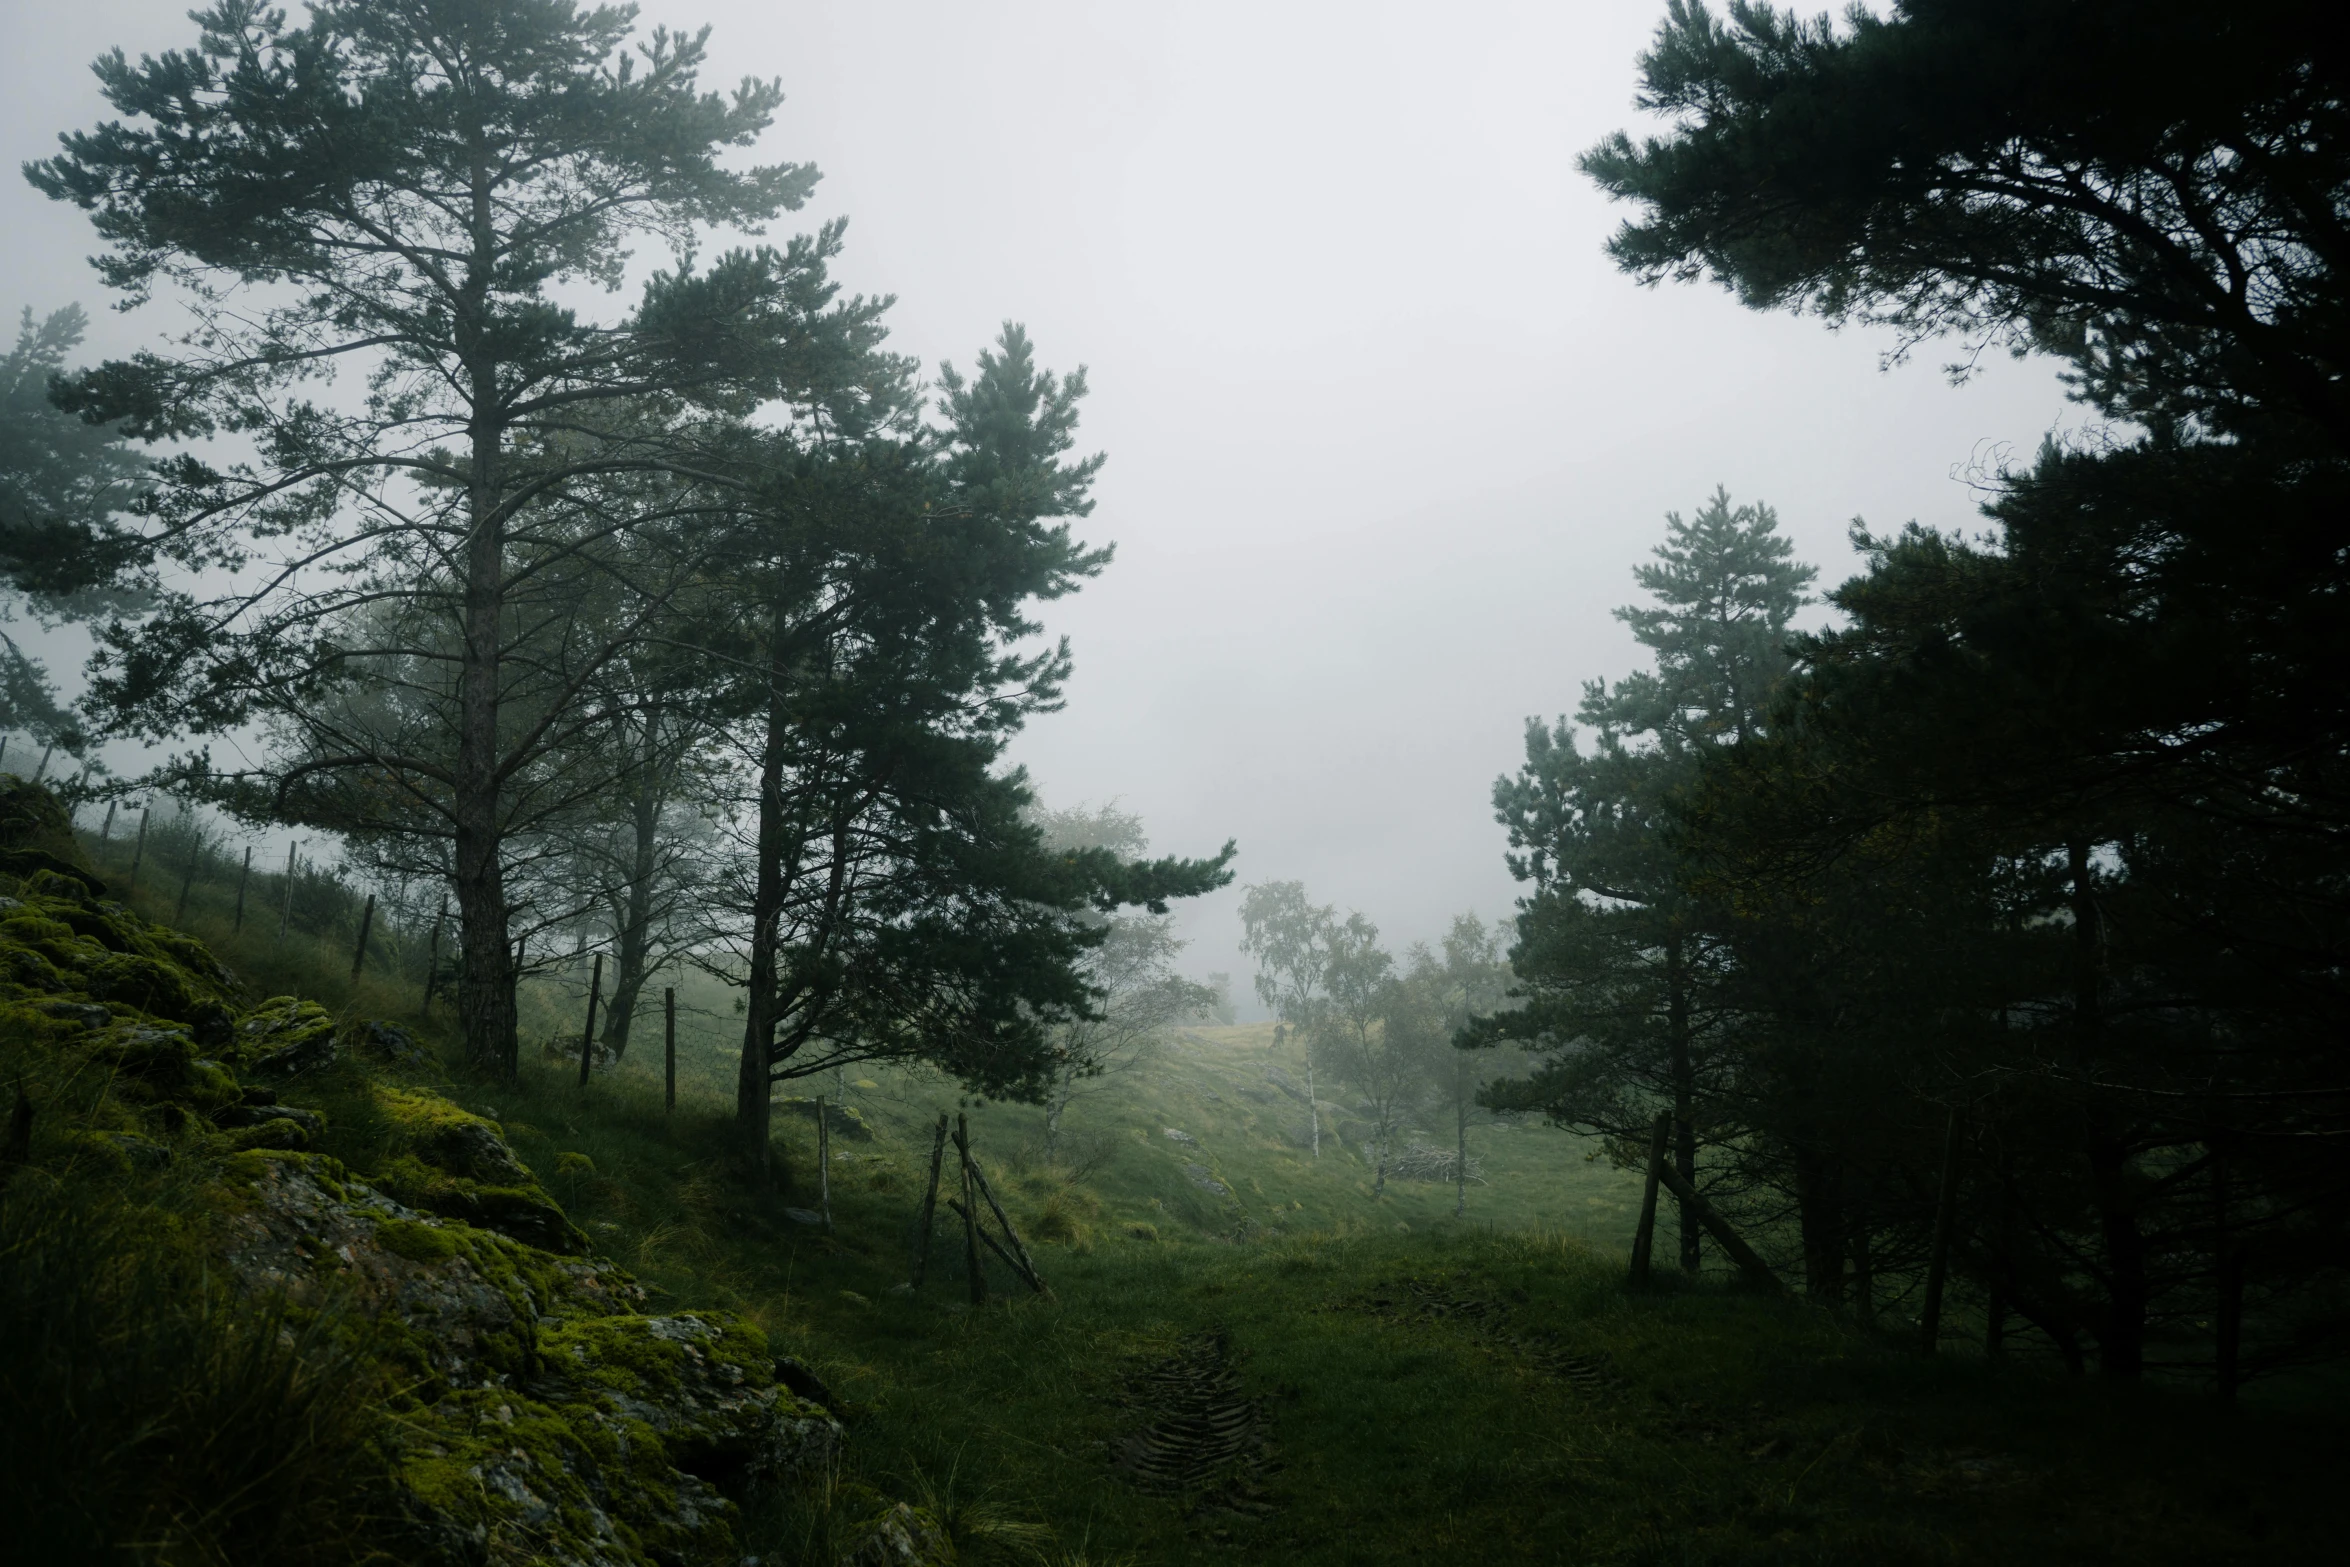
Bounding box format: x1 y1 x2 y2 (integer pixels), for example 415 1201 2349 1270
232 846 253 932
1919 1108 1964 1354
127 807 149 890
664 987 677 1112
910 1114 947 1288
277 842 297 942
1630 1112 1669 1288
956 1113 986 1304
577 953 603 1087
350 893 376 982
421 897 447 1016
817 1095 833 1233
97 800 114 848
173 845 199 922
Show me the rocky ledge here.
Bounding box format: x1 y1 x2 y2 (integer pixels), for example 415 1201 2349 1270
0 777 836 1566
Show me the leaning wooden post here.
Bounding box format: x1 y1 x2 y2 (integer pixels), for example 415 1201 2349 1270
664 987 677 1112
966 1149 1048 1295
420 896 447 1017
577 953 604 1087
349 893 377 983
1630 1112 1669 1288
944 1198 1017 1274
1652 1160 1784 1293
910 1114 948 1288
956 1113 987 1304
817 1095 834 1234
232 846 253 932
97 799 115 850
127 807 150 890
1919 1108 1965 1354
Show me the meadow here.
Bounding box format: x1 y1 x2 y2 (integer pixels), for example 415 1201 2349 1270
63 830 2343 1565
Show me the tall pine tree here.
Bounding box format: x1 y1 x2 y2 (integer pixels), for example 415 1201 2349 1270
1484 487 1812 1269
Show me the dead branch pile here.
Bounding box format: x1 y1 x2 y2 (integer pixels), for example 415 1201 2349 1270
1384 1141 1485 1184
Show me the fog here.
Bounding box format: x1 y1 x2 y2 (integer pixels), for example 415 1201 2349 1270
0 1 2081 1008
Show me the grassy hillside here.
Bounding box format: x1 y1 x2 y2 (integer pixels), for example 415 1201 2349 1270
35 807 2347 1565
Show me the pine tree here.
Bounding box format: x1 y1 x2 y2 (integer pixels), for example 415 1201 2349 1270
0 303 152 756
1486 488 1811 1269
31 0 879 1075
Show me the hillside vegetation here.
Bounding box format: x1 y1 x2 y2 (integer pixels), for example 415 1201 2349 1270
8 779 2338 1567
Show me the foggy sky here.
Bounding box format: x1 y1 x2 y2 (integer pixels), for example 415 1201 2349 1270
1 2 2083 1008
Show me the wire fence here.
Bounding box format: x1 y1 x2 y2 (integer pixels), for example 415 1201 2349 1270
71 795 447 1002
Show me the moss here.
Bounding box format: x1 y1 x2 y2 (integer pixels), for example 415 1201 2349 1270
222 1116 314 1153
538 1312 778 1403
373 1217 461 1264
359 1084 588 1254
0 781 825 1567
232 997 337 1071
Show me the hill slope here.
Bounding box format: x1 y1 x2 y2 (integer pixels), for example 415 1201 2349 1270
10 778 2342 1565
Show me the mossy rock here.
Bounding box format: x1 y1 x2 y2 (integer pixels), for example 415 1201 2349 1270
365 1083 589 1254
372 1152 590 1255
0 780 839 1567
234 996 337 1074
216 1155 831 1567
533 1312 839 1485
838 1496 957 1566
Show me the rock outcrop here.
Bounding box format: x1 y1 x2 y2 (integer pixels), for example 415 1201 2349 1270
0 781 838 1566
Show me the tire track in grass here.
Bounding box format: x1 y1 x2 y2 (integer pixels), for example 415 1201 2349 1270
1111 1331 1281 1518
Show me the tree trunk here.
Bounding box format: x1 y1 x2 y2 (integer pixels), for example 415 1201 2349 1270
1306 1050 1320 1158
735 603 792 1179
1793 1145 1846 1304
1454 1085 1468 1219
2068 839 2146 1380
1666 934 1699 1272
2214 1152 2243 1404
2087 1138 2149 1378
454 393 517 1078
601 715 666 1057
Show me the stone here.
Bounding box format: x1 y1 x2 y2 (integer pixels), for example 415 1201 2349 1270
237 997 339 1075
213 1102 326 1137
1184 1162 1228 1195
838 1500 957 1567
344 1017 426 1065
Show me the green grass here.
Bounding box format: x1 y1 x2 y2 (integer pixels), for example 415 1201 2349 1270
271 1024 2330 1567
74 831 2348 1564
